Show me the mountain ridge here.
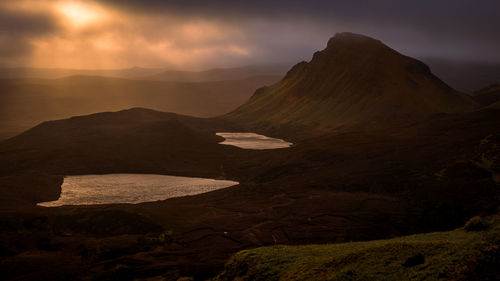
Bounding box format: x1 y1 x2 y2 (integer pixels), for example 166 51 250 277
226 32 478 132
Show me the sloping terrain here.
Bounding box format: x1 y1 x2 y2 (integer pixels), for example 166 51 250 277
215 214 500 281
227 33 476 131
0 108 247 176
472 83 500 107
0 75 279 140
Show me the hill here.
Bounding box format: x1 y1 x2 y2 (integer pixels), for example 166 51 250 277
0 75 279 140
0 108 248 176
215 214 500 281
472 84 500 107
227 33 477 132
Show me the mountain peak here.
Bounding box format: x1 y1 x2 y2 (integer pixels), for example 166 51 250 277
227 33 477 131
321 32 397 61
327 32 383 49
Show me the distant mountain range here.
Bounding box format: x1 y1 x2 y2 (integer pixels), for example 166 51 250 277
0 63 292 81
1 59 497 92
0 67 166 80
143 63 292 82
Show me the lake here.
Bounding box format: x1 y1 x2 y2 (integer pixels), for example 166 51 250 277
38 174 238 206
216 132 292 149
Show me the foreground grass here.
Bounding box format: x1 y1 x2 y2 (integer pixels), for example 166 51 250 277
214 215 500 281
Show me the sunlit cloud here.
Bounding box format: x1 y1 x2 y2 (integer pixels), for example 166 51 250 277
55 1 108 29
0 0 255 69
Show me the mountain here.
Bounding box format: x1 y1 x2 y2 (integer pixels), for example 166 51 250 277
472 84 500 108
226 33 477 131
0 75 279 140
143 63 291 82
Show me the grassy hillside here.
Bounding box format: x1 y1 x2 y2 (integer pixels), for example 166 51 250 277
215 214 500 281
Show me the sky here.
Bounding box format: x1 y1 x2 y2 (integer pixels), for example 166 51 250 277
0 0 499 70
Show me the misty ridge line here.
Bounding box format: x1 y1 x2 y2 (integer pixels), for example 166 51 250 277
1 59 499 93
0 62 293 81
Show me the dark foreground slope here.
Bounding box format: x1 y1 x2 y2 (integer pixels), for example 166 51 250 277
227 33 476 132
0 33 499 280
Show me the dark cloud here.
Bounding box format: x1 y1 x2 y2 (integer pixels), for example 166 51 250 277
0 8 56 35
0 6 58 64
100 0 499 27
101 0 500 62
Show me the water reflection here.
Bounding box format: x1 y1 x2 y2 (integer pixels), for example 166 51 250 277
38 174 238 206
216 132 292 149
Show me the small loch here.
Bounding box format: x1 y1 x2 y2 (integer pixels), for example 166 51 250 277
216 132 292 149
38 174 238 207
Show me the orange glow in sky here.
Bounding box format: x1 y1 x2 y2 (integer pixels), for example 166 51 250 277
0 0 253 69
55 1 106 28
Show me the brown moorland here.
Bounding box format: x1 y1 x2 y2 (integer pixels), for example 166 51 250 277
0 33 498 280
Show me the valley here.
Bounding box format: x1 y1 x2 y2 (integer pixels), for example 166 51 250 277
0 33 499 280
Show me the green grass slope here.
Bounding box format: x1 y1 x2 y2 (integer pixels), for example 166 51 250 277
215 214 500 281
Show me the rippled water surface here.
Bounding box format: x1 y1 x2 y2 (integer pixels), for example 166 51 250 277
216 132 292 149
38 174 238 207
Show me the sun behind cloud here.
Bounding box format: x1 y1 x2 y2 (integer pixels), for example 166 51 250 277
0 0 257 69
55 1 106 28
